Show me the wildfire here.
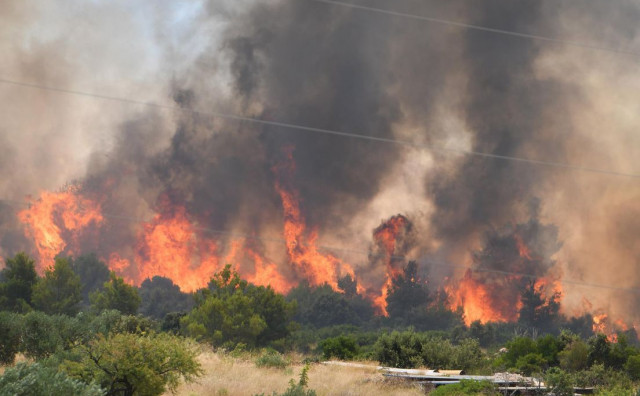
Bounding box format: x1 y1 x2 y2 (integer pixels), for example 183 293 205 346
446 269 517 325
112 199 221 292
18 187 103 271
273 146 355 289
369 215 413 315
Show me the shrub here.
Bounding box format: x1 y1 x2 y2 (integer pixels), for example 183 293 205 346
62 332 202 396
21 311 63 359
0 311 22 364
545 367 574 396
515 353 546 375
0 362 104 396
626 355 640 381
319 336 359 360
256 350 290 369
374 331 425 368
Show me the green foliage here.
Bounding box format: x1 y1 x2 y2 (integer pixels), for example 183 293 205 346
517 280 561 333
0 311 23 364
429 380 499 396
374 331 484 370
255 350 290 369
386 261 431 321
544 367 575 396
62 332 202 396
85 310 157 337
374 330 425 368
287 281 373 328
514 353 545 375
90 272 141 315
0 252 38 312
496 336 538 370
625 355 640 381
319 335 359 360
32 257 82 315
69 254 110 307
138 276 193 319
595 386 638 396
21 311 66 359
182 265 296 348
558 338 589 372
0 362 104 396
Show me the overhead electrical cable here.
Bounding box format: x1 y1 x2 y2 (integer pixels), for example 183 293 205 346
309 0 640 57
0 78 637 178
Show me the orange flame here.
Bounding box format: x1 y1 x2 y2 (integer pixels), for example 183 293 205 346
273 147 354 289
369 215 412 315
115 201 220 292
446 269 516 325
18 187 103 271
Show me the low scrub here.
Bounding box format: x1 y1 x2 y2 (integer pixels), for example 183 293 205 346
255 350 290 369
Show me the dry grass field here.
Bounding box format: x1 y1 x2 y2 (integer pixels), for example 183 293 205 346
167 348 427 396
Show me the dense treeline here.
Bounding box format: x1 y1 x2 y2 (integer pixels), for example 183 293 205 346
1 252 639 395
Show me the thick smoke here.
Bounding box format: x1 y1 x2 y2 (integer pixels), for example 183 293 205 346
1 1 638 322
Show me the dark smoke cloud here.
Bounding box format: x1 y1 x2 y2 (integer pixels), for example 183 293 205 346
1 0 638 321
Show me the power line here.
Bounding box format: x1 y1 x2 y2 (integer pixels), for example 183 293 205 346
0 78 638 178
3 197 639 294
309 0 640 57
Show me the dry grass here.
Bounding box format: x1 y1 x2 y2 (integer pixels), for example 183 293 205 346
167 348 426 396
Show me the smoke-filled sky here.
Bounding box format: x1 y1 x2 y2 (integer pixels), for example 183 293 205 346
0 0 639 320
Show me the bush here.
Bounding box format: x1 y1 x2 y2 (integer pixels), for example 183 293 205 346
319 336 359 360
515 353 546 375
0 362 104 396
545 367 574 396
374 331 425 368
430 380 499 396
21 311 63 359
0 311 22 364
62 332 202 396
626 355 640 381
255 350 290 369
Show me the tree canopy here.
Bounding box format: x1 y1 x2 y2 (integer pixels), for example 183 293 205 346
90 272 141 315
0 252 38 312
32 257 81 316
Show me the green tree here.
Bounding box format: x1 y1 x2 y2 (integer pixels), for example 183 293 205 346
182 265 295 348
138 276 193 319
62 332 201 396
20 311 84 360
0 252 38 312
32 258 81 315
544 367 574 396
385 261 431 323
625 355 640 381
558 339 589 372
90 272 140 315
0 362 104 396
69 254 110 307
499 336 538 370
518 281 561 332
0 311 23 364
